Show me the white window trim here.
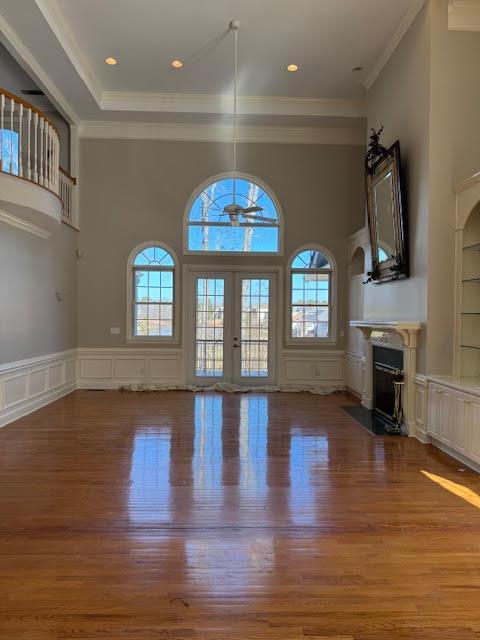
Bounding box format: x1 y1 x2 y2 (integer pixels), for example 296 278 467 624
126 241 180 344
183 171 284 256
286 244 338 346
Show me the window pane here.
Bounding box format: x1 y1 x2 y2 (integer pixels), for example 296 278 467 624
291 249 330 269
188 178 280 253
133 246 174 266
0 129 19 175
291 273 330 339
195 278 225 376
189 225 279 253
241 278 269 377
133 259 175 338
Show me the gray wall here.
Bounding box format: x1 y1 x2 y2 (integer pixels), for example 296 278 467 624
364 2 431 373
77 139 365 350
0 222 77 364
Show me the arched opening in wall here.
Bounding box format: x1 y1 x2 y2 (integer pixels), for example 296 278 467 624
459 201 480 377
350 247 365 277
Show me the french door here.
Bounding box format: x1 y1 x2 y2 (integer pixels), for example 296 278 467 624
187 271 277 386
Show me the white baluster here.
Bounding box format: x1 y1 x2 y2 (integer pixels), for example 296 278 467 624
26 108 32 180
54 136 60 193
45 123 50 189
9 98 14 175
0 93 4 172
33 112 38 183
18 102 23 178
39 117 44 186
48 125 52 190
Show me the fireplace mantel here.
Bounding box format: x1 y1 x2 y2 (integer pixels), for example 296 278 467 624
349 320 422 348
349 320 423 437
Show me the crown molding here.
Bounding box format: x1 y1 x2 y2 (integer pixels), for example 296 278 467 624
0 209 51 239
33 0 103 106
78 120 366 145
100 92 366 118
448 0 480 31
364 0 427 90
0 13 79 123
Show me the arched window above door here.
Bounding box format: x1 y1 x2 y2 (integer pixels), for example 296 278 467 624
185 174 282 254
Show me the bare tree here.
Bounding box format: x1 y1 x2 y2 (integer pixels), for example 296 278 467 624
243 182 259 251
200 182 216 251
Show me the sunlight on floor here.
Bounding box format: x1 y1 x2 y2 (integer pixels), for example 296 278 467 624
421 470 480 509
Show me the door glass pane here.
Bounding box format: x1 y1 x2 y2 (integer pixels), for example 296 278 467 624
241 278 269 377
196 278 225 377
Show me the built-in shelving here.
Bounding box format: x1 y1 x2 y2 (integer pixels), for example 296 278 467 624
460 204 480 376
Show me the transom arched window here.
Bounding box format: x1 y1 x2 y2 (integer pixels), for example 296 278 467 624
289 247 335 341
127 243 176 340
186 175 281 253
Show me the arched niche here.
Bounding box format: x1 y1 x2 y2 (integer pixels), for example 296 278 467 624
350 246 365 277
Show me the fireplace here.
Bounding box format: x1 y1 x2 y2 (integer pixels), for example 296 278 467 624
373 345 404 433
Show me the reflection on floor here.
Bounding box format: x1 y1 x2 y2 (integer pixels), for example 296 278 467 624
1 390 480 639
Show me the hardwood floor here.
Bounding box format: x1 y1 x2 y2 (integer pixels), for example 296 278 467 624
1 390 480 639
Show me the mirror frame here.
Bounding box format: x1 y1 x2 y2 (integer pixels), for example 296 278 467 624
365 136 408 284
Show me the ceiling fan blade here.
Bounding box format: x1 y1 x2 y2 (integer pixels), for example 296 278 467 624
242 206 264 213
241 212 278 224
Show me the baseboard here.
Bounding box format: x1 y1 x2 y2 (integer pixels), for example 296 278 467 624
413 425 430 444
345 386 362 399
430 437 480 473
0 349 77 429
0 382 76 428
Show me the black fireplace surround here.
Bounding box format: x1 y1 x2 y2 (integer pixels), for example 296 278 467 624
373 345 404 431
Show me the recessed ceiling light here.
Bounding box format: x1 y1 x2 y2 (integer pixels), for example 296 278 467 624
286 64 299 72
171 59 184 69
105 57 117 66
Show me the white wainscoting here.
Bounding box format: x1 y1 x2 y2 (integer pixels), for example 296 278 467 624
413 373 429 443
278 349 344 390
0 349 77 428
345 351 364 397
77 348 184 388
78 348 344 390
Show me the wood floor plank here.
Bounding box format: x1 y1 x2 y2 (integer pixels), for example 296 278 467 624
0 390 479 639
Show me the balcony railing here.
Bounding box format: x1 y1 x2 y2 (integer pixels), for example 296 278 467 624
59 167 78 227
0 87 77 228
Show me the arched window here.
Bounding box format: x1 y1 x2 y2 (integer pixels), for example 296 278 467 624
288 246 335 342
127 243 177 341
186 174 281 253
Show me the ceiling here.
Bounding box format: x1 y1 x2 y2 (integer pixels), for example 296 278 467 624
0 0 426 136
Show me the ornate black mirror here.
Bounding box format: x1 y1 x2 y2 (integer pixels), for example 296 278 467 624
365 128 408 283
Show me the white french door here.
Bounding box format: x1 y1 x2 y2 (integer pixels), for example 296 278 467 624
187 270 277 386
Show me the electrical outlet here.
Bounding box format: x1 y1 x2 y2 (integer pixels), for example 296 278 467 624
110 327 120 335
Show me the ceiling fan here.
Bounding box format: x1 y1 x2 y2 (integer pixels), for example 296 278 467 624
221 21 276 227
